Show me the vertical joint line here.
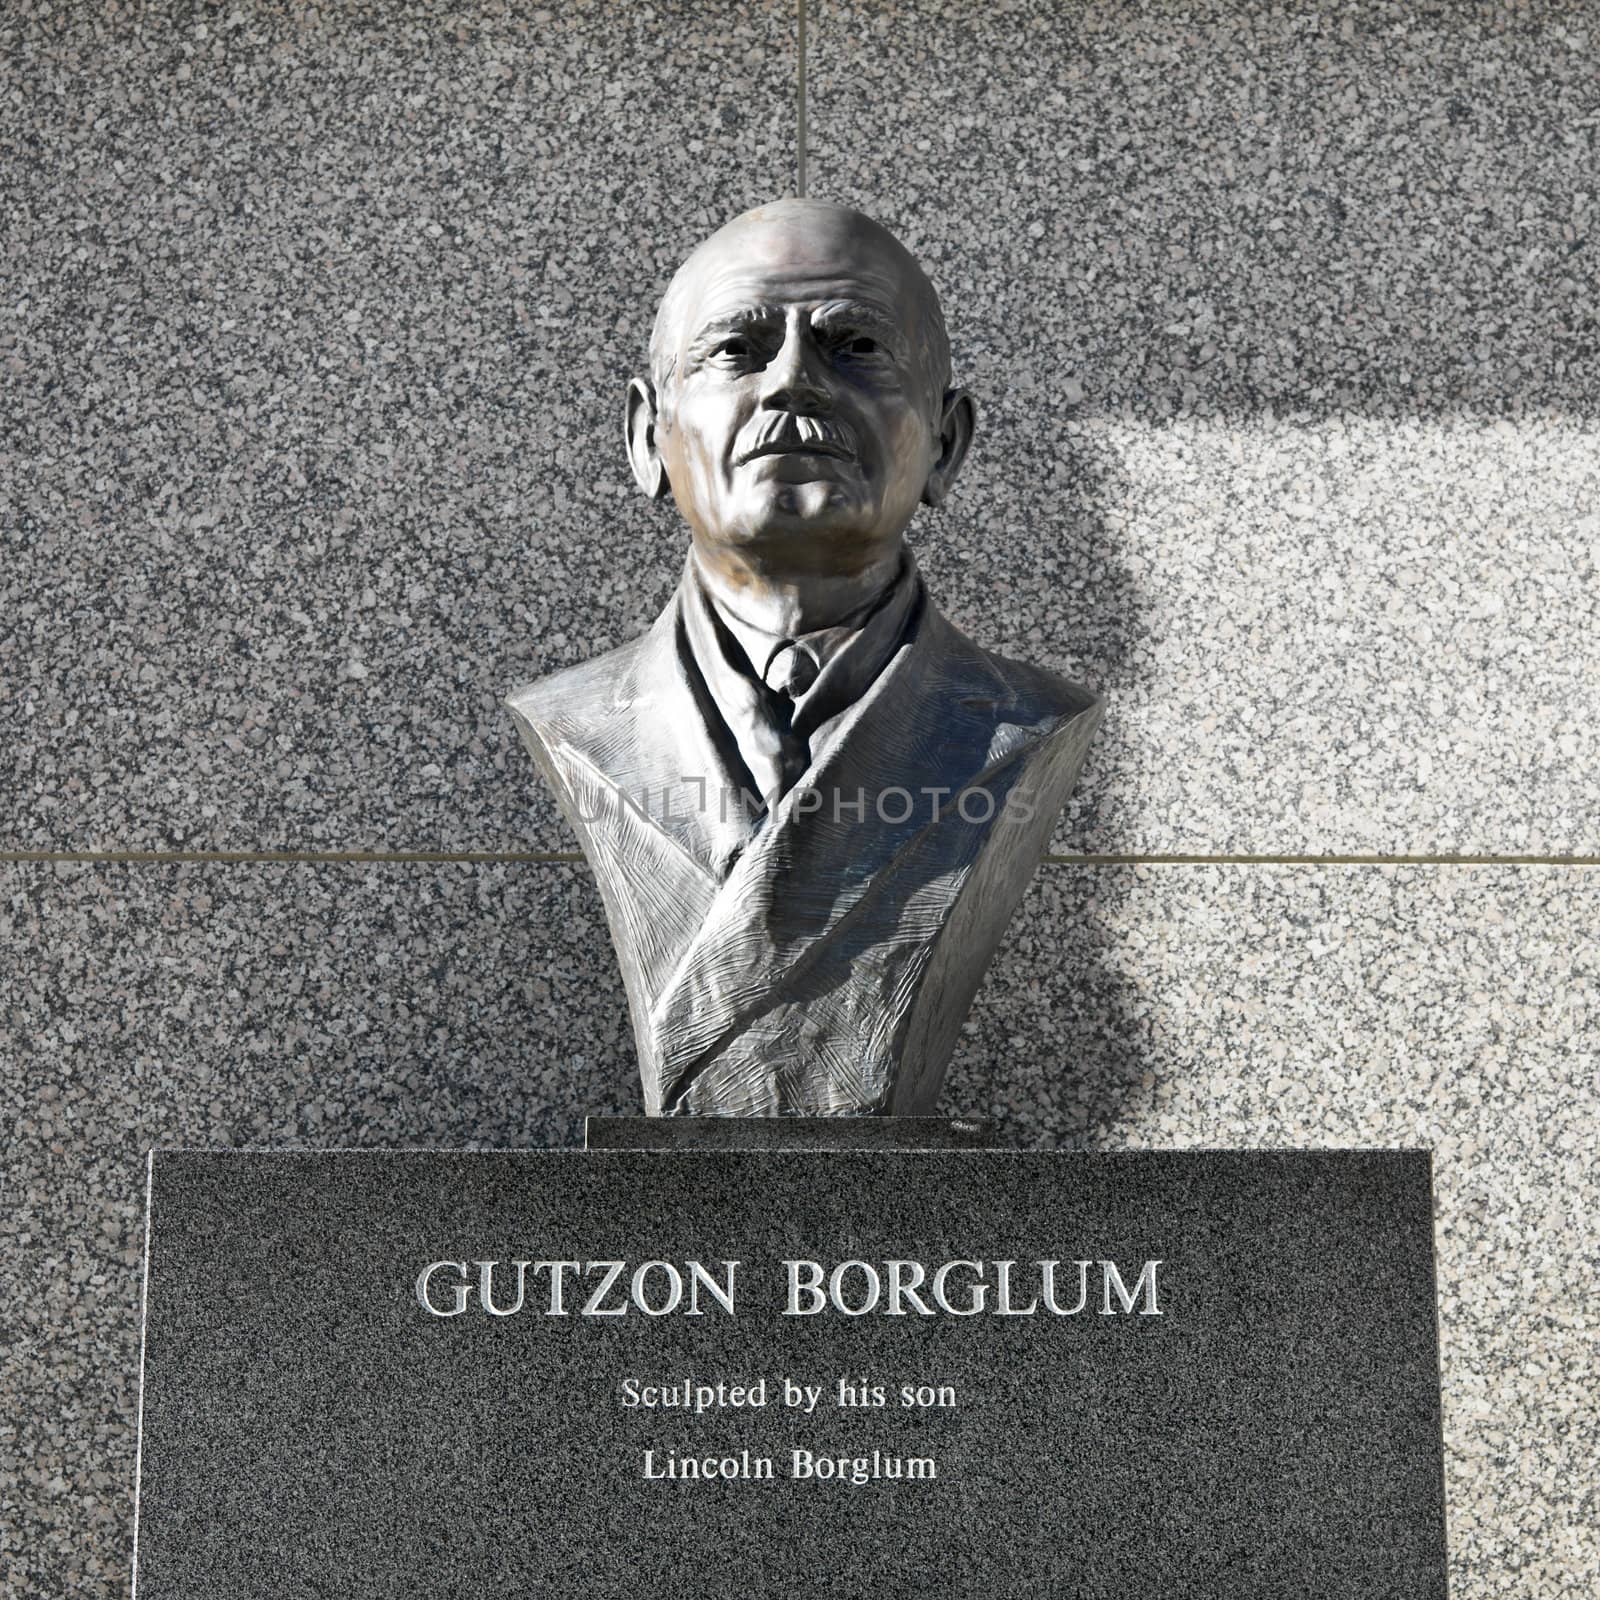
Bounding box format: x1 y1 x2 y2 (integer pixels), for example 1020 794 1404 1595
797 0 808 197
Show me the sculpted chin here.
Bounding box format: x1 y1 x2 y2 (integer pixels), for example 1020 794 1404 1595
507 199 1100 1116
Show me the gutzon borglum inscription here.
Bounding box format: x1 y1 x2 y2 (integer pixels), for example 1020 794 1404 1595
414 1255 1164 1320
412 1254 1164 1488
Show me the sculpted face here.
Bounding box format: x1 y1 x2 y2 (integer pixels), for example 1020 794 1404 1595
628 201 974 586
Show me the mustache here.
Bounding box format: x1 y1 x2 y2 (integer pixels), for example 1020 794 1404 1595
735 412 857 464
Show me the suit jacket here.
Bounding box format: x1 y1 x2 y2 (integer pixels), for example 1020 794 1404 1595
506 572 1101 1116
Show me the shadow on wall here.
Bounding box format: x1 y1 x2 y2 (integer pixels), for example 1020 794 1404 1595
946 865 1156 1148
926 432 1153 1139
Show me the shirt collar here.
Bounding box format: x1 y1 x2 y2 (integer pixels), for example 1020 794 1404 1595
680 548 923 803
688 548 919 724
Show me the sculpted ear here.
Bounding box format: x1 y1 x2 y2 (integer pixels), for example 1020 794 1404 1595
624 377 671 500
922 388 976 509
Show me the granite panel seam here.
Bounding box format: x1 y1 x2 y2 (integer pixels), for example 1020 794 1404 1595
797 0 809 197
3 850 1598 867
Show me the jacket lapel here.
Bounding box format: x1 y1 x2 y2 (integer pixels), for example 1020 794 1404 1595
646 599 1075 1110
537 737 722 1022
521 592 759 884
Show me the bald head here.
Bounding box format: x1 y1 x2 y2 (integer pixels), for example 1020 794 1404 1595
650 200 952 406
624 197 975 621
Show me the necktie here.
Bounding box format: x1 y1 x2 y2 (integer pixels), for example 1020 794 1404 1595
764 640 820 703
760 641 820 799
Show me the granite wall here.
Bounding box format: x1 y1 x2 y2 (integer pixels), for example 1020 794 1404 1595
2 2 1595 1594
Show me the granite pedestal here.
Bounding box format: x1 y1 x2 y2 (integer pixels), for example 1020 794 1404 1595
133 1145 1448 1597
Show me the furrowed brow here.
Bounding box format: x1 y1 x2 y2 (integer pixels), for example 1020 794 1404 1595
682 305 783 369
810 300 903 351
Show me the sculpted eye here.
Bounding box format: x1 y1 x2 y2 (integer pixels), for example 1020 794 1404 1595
841 335 881 357
715 337 751 358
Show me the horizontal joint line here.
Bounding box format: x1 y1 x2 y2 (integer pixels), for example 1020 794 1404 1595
0 851 1594 868
1042 853 1600 867
0 849 585 865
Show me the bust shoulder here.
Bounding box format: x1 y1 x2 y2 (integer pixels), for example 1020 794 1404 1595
986 645 1101 729
916 601 1100 736
504 601 678 743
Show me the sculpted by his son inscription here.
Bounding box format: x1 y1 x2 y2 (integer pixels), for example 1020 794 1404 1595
507 200 1100 1116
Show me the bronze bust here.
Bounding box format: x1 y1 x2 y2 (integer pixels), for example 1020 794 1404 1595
508 199 1100 1116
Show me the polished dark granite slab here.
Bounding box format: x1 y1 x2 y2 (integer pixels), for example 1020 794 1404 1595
133 1149 1447 1597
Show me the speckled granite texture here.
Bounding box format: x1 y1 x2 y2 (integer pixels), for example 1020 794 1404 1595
134 1151 1446 1597
3 863 1595 1595
2 1 1597 854
2 0 1596 1595
2 0 792 854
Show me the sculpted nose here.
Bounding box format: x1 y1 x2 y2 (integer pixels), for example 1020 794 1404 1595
759 325 831 413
